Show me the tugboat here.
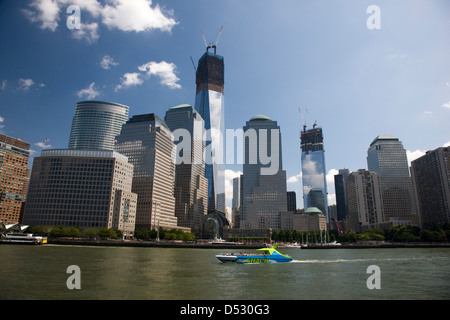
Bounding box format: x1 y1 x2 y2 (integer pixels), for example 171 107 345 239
216 243 292 263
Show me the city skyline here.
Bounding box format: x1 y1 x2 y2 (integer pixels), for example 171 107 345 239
1 1 449 212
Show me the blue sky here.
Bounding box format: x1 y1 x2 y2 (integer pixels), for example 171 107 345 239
1 0 449 210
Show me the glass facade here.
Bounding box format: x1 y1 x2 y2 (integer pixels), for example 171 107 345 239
241 115 287 230
300 126 329 222
194 52 225 213
164 104 208 235
367 135 418 225
68 100 129 151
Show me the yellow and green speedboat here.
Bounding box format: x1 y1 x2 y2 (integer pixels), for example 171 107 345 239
216 243 292 263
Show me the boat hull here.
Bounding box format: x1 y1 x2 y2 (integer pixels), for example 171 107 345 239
216 252 292 264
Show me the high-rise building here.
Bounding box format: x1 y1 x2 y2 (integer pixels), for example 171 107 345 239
114 113 179 231
241 115 287 230
232 176 240 227
22 149 137 237
68 100 129 151
411 146 450 225
164 104 208 235
346 169 384 232
194 47 225 213
367 135 418 226
334 168 349 221
287 191 297 213
300 123 328 222
0 134 31 224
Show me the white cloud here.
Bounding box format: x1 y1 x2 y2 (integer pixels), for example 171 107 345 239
102 0 178 33
18 78 35 91
77 82 100 99
423 111 433 115
442 101 450 109
1 80 7 91
407 149 426 167
35 142 52 149
388 53 406 60
115 72 143 91
22 0 178 42
138 61 181 89
71 22 99 43
100 55 119 69
0 116 4 123
22 0 60 31
445 82 450 88
326 169 339 206
287 172 302 184
442 142 450 147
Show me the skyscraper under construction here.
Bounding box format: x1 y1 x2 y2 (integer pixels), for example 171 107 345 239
194 28 225 213
300 123 329 222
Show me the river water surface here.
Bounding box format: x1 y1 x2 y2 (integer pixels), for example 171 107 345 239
1 244 449 300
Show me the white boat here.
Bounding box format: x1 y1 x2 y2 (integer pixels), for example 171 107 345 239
0 233 47 245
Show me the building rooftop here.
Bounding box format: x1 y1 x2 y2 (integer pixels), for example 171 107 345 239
250 114 272 122
169 103 193 110
370 135 399 146
304 207 323 215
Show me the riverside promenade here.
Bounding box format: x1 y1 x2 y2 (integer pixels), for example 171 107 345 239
47 238 450 249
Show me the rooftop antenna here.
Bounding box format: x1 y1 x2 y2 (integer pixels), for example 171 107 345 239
200 26 223 54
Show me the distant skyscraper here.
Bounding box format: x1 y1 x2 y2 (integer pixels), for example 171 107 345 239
164 104 208 235
0 134 31 224
114 114 178 230
367 135 418 226
411 146 450 225
194 46 225 213
346 169 384 232
334 169 349 221
300 123 328 222
68 100 129 151
287 191 297 213
23 149 137 237
232 176 241 227
241 115 287 230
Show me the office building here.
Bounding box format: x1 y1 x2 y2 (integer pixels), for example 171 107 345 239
114 113 178 230
334 169 349 221
22 149 137 237
164 104 208 235
0 134 31 224
411 146 450 225
367 135 418 226
346 169 384 232
300 123 329 222
232 176 241 227
241 115 287 230
68 100 129 151
287 191 297 213
194 47 225 213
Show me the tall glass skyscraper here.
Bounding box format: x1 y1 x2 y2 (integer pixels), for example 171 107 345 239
367 135 418 226
300 124 328 222
241 115 287 230
164 104 208 235
68 100 129 151
194 49 225 213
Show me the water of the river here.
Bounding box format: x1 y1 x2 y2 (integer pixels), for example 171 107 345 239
1 244 448 300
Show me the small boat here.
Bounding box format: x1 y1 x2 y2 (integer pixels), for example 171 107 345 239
216 243 292 263
0 233 47 245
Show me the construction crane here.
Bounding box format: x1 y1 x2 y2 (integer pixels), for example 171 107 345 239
201 26 223 54
298 107 307 132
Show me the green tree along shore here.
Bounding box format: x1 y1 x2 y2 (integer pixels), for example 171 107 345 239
272 223 450 243
27 225 195 241
27 222 450 243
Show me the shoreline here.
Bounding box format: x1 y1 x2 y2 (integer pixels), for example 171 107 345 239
44 238 450 249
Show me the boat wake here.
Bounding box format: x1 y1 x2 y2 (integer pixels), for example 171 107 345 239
290 257 416 264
